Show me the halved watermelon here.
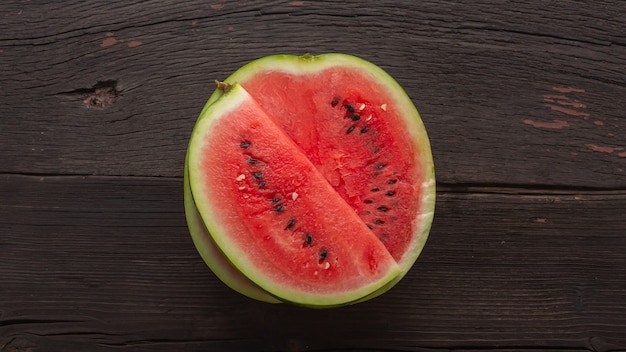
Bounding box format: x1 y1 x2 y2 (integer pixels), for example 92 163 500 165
185 54 435 307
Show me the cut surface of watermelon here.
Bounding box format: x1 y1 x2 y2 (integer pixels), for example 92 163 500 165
185 54 435 306
204 54 435 271
188 84 402 306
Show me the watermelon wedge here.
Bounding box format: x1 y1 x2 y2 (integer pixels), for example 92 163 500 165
185 54 435 307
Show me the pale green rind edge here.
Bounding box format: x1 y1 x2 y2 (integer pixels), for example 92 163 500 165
188 83 402 307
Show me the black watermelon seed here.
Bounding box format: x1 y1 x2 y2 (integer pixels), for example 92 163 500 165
377 206 389 212
319 249 328 261
252 172 263 179
274 205 285 213
387 179 397 184
360 126 369 133
331 96 340 107
271 197 281 204
363 199 373 204
373 147 381 153
367 224 374 230
350 113 361 121
371 187 380 192
286 218 296 230
374 219 385 225
345 104 355 112
304 233 313 246
240 141 251 148
386 191 395 196
258 181 267 188
346 125 356 134
376 164 385 169
247 158 260 165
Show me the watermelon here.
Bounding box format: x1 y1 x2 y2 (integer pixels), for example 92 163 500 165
185 54 435 307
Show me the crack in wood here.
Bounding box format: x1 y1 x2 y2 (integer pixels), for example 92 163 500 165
0 318 85 327
436 183 626 195
2 174 626 195
55 80 119 109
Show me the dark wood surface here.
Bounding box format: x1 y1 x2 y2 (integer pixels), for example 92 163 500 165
1 1 625 351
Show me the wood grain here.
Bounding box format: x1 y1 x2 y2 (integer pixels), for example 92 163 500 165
2 1 626 351
1 1 625 187
1 175 625 351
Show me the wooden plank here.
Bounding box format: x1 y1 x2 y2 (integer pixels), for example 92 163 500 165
1 1 625 187
1 175 625 351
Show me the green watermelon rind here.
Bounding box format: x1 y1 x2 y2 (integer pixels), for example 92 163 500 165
188 83 403 307
185 53 436 306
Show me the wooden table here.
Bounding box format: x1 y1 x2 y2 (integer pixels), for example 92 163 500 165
2 1 625 351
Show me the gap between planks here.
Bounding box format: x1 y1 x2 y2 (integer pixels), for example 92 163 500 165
2 173 626 197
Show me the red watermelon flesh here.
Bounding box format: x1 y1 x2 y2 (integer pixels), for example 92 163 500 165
188 83 401 306
206 55 435 271
240 70 422 263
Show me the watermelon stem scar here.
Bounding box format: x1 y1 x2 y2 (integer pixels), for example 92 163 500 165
185 54 435 308
215 80 232 92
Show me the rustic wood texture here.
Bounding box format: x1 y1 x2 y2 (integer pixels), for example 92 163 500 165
1 1 625 186
2 175 625 351
1 1 625 351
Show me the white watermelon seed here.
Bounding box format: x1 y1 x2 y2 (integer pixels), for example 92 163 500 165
381 103 387 111
236 174 246 181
